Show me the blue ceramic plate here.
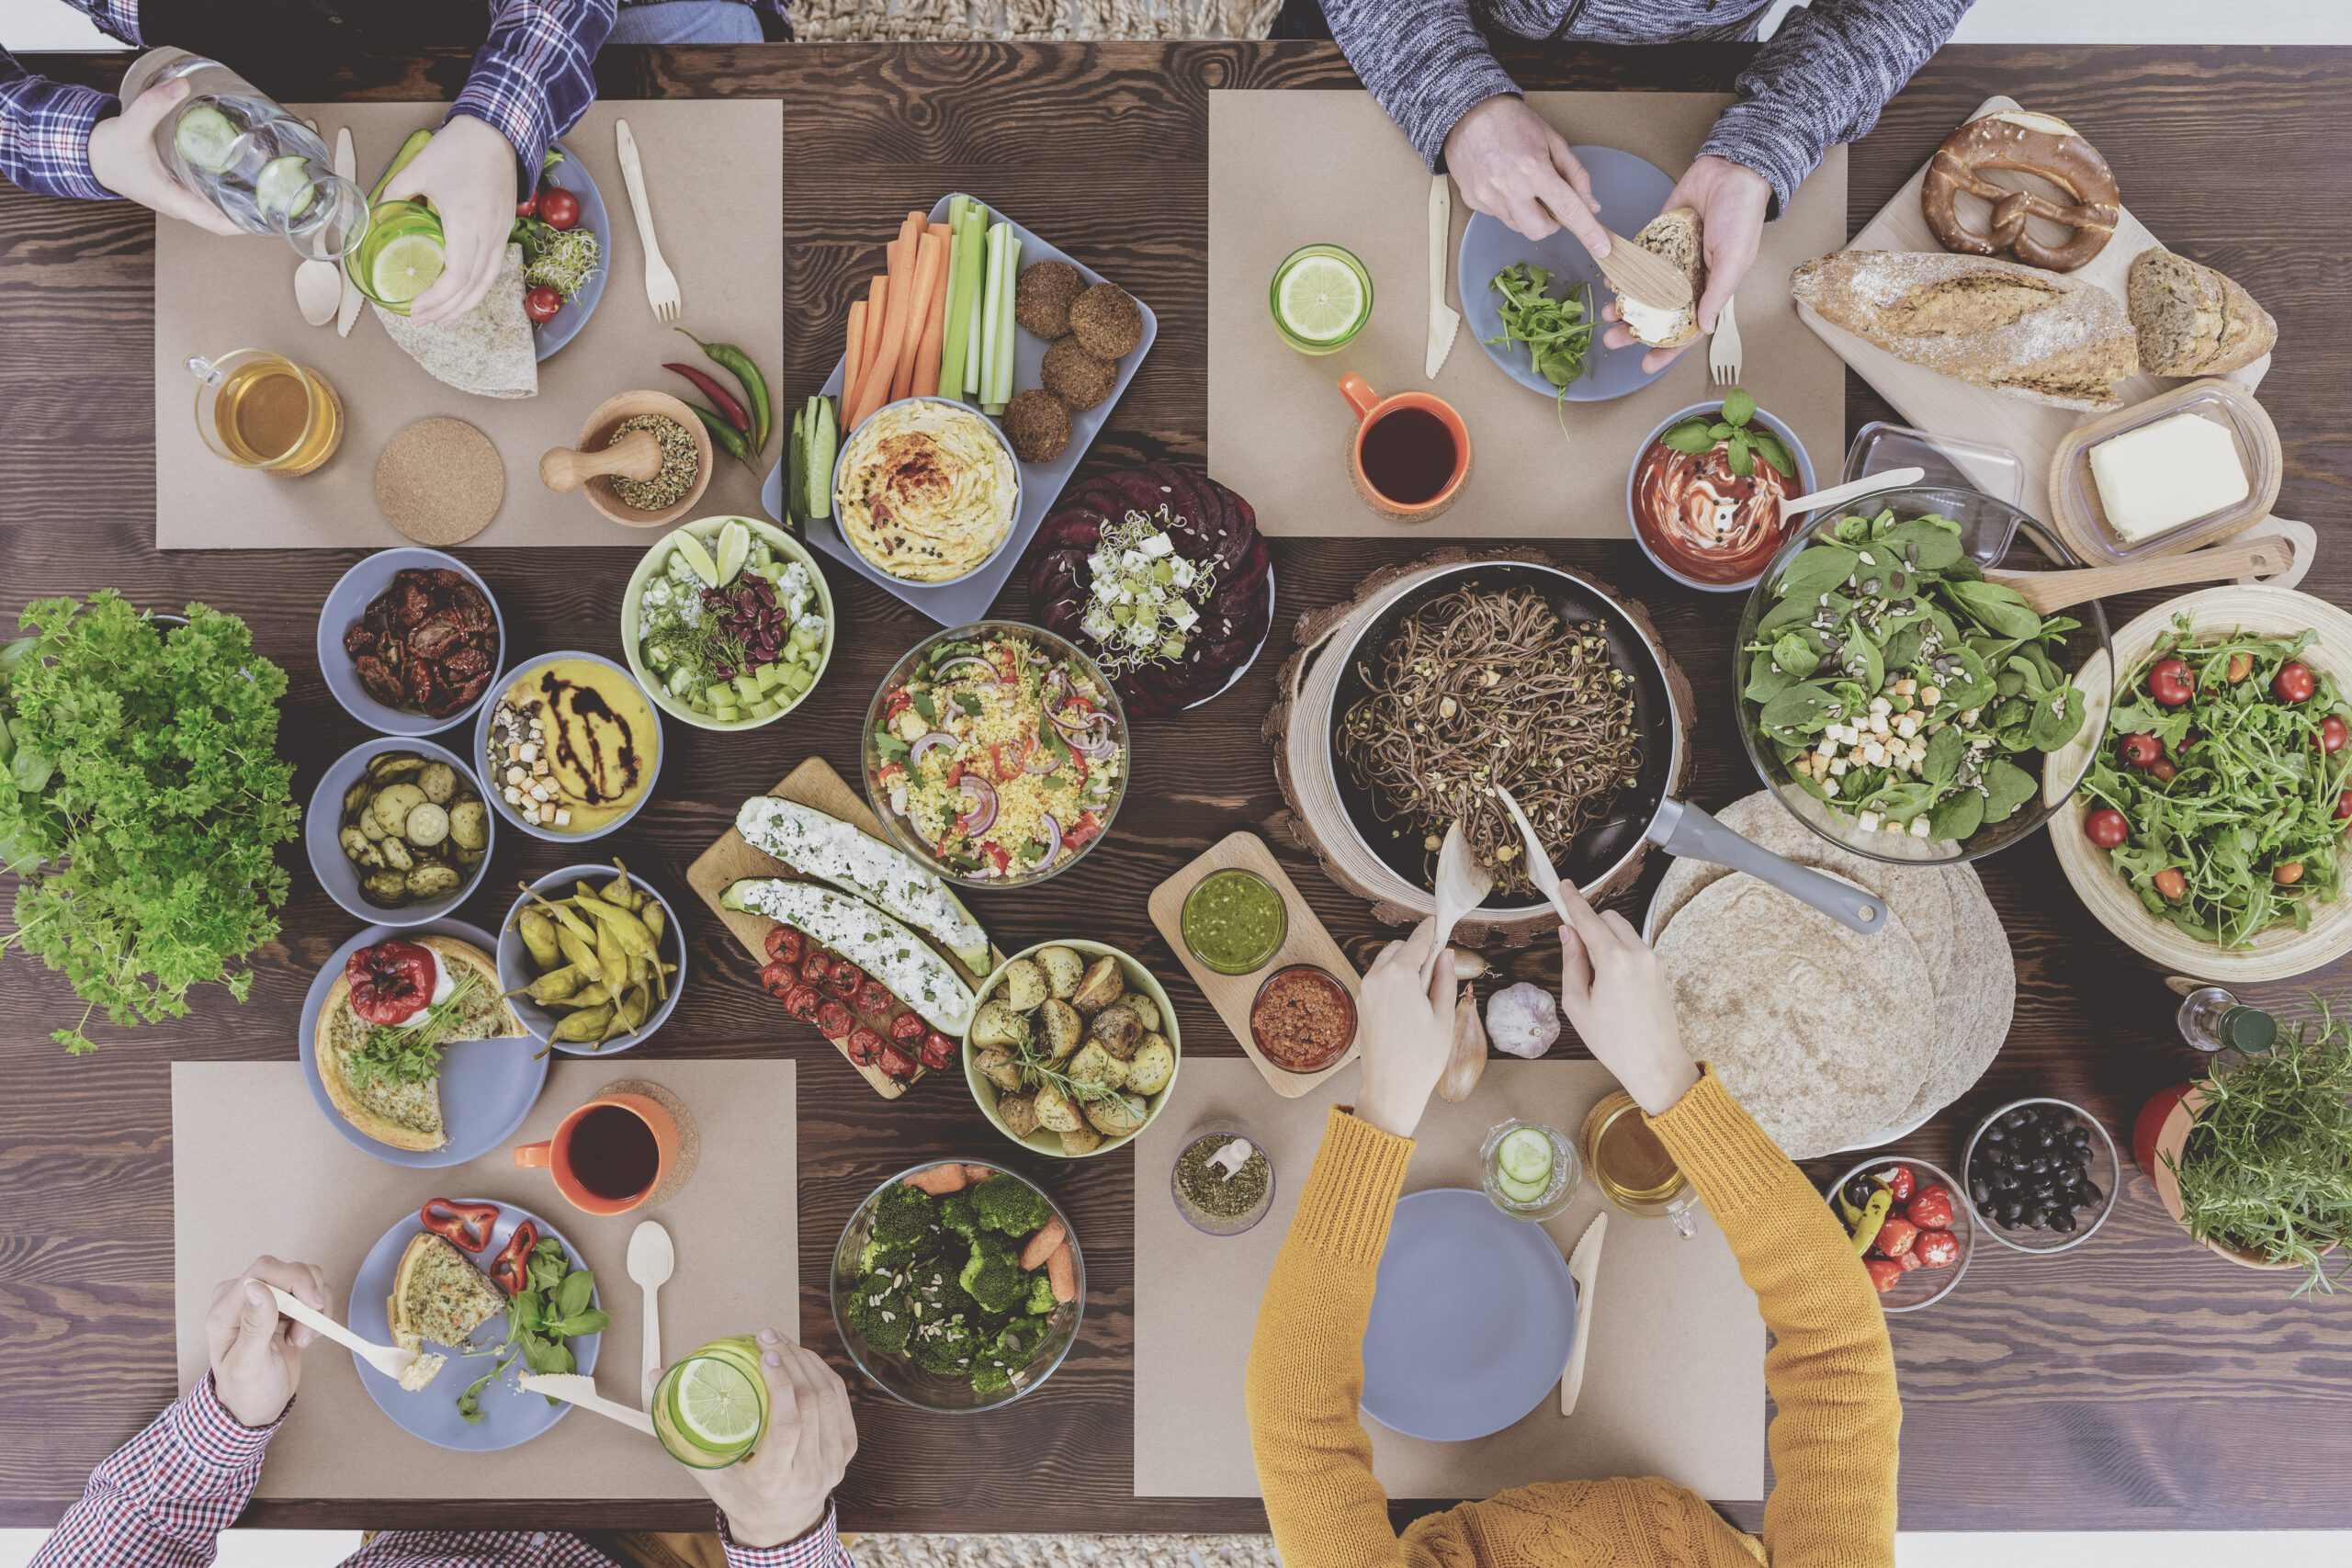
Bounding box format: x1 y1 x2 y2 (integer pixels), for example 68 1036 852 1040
348 1197 600 1451
1456 146 1678 405
1361 1188 1577 1442
314 548 505 737
299 919 548 1168
532 141 606 362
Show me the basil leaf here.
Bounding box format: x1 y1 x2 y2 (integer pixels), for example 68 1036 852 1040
1660 421 1716 456
1722 387 1756 428
1726 438 1754 479
1750 432 1793 478
1707 422 1736 440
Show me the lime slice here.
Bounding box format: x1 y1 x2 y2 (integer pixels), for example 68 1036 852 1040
173 103 240 175
1498 1127 1555 1186
254 155 316 222
1276 253 1367 344
671 532 720 588
714 519 752 585
674 1355 763 1449
369 229 445 307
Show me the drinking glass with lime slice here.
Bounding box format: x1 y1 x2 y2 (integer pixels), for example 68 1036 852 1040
652 1336 770 1469
1270 243 1373 355
348 201 447 314
1481 1118 1582 1222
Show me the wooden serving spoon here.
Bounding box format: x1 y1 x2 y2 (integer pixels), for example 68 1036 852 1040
540 429 662 494
1987 536 2292 616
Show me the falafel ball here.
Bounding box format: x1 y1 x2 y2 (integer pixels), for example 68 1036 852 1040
1015 260 1085 339
1040 337 1117 412
1002 389 1072 463
1068 282 1144 359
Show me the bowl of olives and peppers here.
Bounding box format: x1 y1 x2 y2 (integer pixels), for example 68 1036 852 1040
1962 1097 2118 1254
1826 1157 1970 1312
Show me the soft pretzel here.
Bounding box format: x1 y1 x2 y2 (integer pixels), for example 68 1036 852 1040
1920 111 2120 273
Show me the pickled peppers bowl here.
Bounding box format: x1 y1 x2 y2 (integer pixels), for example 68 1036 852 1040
496 863 686 1055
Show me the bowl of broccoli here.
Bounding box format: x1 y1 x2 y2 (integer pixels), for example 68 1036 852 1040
830 1160 1083 1411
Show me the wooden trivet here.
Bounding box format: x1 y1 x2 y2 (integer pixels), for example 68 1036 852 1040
598 1076 700 1209
376 415 504 544
1263 547 1694 948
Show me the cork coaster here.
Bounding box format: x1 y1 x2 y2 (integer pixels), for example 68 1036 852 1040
375 416 504 545
602 1076 701 1209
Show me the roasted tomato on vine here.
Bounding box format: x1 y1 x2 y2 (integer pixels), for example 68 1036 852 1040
816 999 854 1037
917 1030 957 1071
763 924 803 964
876 1043 918 1079
781 984 822 1021
344 939 436 1026
888 1011 925 1044
826 962 865 1000
855 978 896 1018
845 1026 885 1066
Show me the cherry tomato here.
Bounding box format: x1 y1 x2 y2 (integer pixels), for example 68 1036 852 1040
2120 732 2163 768
2275 661 2317 704
2154 866 2188 902
2085 807 2129 849
2276 862 2306 886
855 978 895 1018
887 1011 925 1044
1864 1258 1904 1293
537 186 581 230
2148 757 2179 783
2322 716 2348 754
514 192 537 219
2339 790 2352 822
2226 651 2253 684
876 1043 918 1079
815 999 854 1037
2147 658 2194 707
1907 1185 1956 1230
826 962 865 1000
524 284 562 324
1915 1229 1962 1269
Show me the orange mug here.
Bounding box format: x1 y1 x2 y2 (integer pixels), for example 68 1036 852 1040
513 1093 677 1216
1340 373 1471 521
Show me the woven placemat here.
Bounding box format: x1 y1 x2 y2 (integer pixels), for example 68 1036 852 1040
375 415 503 544
1264 547 1695 946
599 1076 701 1209
795 0 1276 40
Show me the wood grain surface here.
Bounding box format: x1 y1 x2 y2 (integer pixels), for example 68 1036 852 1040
3 40 2351 1538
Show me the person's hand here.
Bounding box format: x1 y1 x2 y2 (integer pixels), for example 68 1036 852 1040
204 1256 330 1428
1353 919 1461 1139
86 77 243 237
1600 154 1770 372
687 1329 857 1550
1442 95 1610 254
381 114 518 327
1554 882 1699 1116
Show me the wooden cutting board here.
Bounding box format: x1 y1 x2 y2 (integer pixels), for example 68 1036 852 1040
1797 94 2271 525
1148 831 1363 1098
686 756 1000 1098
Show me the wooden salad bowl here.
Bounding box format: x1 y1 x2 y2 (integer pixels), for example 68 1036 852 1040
2046 584 2352 983
2143 1088 2334 1273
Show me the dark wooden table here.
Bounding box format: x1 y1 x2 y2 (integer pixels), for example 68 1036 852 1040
3 39 2348 1538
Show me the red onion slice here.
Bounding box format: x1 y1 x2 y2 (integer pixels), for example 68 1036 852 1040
956 774 999 836
910 730 959 768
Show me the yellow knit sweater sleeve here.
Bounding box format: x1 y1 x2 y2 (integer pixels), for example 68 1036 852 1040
1647 1068 1902 1567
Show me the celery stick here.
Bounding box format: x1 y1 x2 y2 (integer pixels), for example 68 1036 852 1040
978 221 1007 412
937 206 971 399
991 231 1023 407
961 210 985 399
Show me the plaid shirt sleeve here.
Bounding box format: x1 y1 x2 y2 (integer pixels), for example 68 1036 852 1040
718 1501 854 1568
447 0 617 176
28 1376 283 1568
0 0 140 201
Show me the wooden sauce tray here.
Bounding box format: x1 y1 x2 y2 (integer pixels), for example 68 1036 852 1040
1148 830 1363 1099
686 756 1001 1099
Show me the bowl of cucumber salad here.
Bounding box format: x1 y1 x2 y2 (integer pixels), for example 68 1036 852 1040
623 515 832 731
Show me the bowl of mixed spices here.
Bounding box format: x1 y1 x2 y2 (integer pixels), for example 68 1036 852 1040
564 389 713 527
1170 1123 1275 1237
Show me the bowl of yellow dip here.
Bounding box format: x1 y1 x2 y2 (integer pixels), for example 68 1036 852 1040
833 396 1021 587
474 651 662 841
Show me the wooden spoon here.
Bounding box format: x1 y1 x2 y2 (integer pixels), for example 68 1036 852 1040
1987 536 2292 616
540 430 662 494
1420 822 1493 987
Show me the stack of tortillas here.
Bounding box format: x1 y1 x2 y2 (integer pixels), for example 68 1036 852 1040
1647 792 2013 1160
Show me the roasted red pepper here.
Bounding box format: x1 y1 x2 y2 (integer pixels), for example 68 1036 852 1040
420 1198 500 1253
344 939 436 1026
491 1220 538 1295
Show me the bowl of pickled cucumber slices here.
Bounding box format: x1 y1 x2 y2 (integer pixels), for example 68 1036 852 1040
622 515 833 731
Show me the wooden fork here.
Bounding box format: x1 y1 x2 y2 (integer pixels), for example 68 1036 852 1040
616 119 682 323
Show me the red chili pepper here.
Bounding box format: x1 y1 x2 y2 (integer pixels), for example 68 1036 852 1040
420 1198 501 1253
888 1011 926 1044
664 362 751 433
491 1221 538 1295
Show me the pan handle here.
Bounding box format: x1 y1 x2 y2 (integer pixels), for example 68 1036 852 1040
1645 798 1889 936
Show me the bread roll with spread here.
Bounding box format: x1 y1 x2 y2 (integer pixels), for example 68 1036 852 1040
1613 208 1704 349
2127 248 2276 377
1791 250 2137 411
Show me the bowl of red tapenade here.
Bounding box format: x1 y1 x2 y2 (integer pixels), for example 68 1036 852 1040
1250 963 1358 1074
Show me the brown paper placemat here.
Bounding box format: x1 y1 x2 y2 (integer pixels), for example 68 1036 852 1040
154 101 782 548
173 1060 797 1500
1133 1058 1765 1501
1207 90 1846 538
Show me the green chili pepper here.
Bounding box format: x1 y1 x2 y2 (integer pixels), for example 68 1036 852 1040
678 328 772 454
1848 1187 1894 1256
684 400 754 468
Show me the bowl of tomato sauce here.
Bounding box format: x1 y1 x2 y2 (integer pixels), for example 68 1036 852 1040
1625 397 1815 593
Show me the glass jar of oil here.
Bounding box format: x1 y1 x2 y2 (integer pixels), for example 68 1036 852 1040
1580 1089 1697 1238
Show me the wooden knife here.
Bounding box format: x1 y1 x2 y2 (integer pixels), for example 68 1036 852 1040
333 127 364 337
1426 175 1460 380
518 1371 659 1437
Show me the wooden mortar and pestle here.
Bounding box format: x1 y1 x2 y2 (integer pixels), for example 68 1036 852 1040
541 389 714 527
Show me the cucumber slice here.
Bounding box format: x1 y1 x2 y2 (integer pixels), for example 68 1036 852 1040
804 396 838 521
254 154 315 222
1497 1127 1555 1186
1497 1170 1550 1205
173 103 240 175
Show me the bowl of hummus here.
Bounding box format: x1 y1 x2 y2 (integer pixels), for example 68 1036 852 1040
833 396 1021 586
474 651 662 840
1625 396 1814 593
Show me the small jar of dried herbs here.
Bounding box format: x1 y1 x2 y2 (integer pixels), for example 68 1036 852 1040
1171 1129 1274 1237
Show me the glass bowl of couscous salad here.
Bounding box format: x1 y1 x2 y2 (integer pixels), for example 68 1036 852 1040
863 623 1128 888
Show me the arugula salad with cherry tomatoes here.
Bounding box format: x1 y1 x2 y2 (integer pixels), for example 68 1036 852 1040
2081 618 2352 947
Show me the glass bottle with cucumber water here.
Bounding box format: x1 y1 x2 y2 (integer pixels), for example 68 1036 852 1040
118 48 368 262
652 1336 770 1469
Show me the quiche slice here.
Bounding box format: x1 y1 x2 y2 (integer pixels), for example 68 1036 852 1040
316 935 524 1152
389 1231 509 1391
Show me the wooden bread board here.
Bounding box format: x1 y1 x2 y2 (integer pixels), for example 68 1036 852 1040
686 756 1001 1098
1798 94 2271 526
1148 831 1363 1098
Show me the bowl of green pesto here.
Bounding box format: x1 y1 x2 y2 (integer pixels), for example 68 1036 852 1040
1179 865 1289 976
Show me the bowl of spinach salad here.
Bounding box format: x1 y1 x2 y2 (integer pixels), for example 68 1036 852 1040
1736 487 2111 864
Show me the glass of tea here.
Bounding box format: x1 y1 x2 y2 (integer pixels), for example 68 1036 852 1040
1580 1089 1697 1237
1337 374 1471 521
187 349 343 475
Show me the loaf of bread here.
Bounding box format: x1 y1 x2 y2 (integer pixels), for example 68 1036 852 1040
1791 250 2137 410
1615 208 1704 349
2127 248 2275 377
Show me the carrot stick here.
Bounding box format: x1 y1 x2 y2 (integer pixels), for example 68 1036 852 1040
847 262 912 432
901 1164 967 1195
861 277 888 375
1045 1242 1076 1303
911 268 950 397
845 299 867 396
1019 1215 1067 1272
892 230 946 402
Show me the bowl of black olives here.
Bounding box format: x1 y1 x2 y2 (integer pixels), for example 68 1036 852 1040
1962 1098 2119 1254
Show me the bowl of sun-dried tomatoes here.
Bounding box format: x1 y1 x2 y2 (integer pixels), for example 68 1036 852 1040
320 548 504 736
